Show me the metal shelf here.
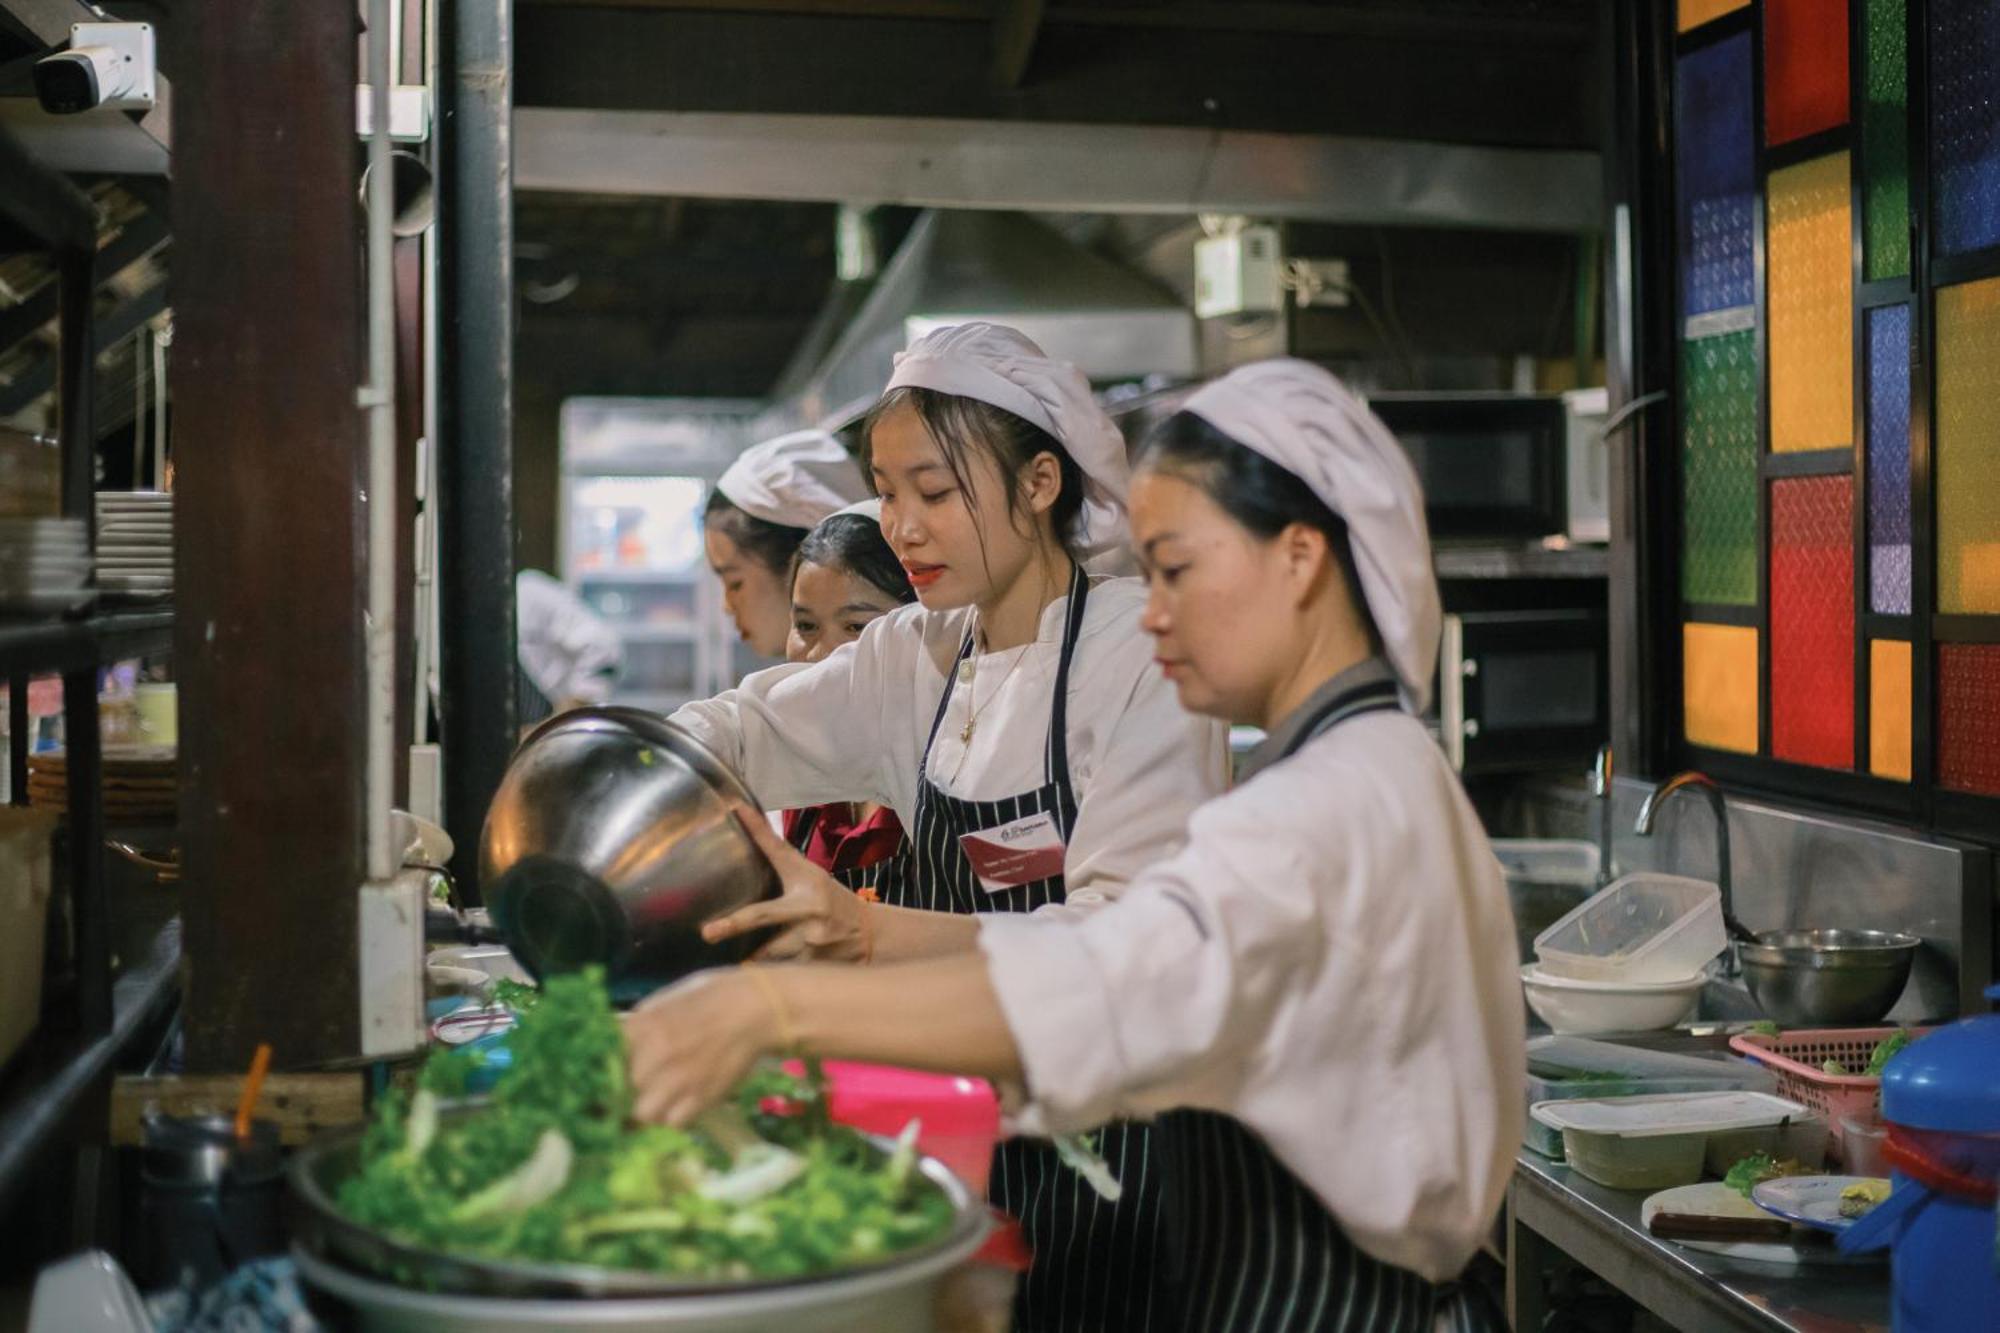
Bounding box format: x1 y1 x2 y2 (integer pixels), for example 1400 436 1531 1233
574 568 702 586
1433 544 1610 581
0 915 180 1205
0 608 175 677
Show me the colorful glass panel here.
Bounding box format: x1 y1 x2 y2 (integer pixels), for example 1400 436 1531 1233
1936 278 2000 614
1939 644 2000 795
1766 0 1851 146
1682 331 1760 605
1677 35 1757 321
1769 153 1855 453
1866 305 1912 615
1771 475 1855 768
1684 622 1760 754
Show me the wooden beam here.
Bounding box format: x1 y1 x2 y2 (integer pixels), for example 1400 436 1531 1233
110 1072 368 1147
174 0 367 1071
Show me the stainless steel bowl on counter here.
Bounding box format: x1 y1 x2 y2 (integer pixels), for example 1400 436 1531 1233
287 1115 991 1332
480 708 781 1003
1737 928 1920 1026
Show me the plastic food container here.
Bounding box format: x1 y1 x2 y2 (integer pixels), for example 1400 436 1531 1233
1522 1036 1777 1158
1534 872 1726 984
1520 965 1704 1034
1530 1090 1813 1191
1840 1113 1888 1176
1702 1114 1829 1175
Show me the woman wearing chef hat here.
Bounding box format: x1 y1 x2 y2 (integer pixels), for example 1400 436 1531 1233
705 429 872 657
666 322 1227 1332
634 358 1522 1332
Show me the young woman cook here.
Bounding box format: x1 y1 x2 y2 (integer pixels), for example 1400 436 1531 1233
778 500 913 889
704 429 871 657
631 359 1525 1333
666 322 1229 1333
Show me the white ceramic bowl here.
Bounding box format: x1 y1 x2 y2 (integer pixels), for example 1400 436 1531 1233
1520 964 1704 1034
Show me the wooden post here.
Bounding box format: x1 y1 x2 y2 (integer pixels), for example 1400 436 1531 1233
172 0 368 1070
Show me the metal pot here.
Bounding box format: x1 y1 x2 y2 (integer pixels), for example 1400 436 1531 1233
480 708 780 1003
1738 928 1921 1026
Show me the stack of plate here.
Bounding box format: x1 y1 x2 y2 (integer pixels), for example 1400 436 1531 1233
0 517 92 614
27 744 178 821
95 491 174 598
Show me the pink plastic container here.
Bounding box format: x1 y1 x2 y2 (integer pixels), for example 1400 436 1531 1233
787 1060 1001 1195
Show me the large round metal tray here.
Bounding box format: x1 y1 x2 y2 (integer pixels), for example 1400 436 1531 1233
287 1115 990 1301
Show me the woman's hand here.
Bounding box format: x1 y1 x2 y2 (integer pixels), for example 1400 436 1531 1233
702 807 869 963
625 969 776 1126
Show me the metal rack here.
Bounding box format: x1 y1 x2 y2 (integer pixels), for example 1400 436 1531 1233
0 121 177 1205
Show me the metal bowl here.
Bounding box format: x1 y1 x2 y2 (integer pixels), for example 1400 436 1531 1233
286 1112 990 1306
480 708 781 1002
1737 928 1920 1027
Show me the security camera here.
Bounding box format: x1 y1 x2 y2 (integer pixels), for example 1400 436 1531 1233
32 22 156 115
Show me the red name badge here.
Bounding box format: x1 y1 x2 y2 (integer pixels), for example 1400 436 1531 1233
958 810 1067 893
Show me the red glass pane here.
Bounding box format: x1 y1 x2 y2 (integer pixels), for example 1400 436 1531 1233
1766 0 1852 146
1771 475 1855 767
1939 644 2000 795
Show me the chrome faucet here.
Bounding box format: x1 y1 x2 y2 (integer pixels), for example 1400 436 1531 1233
1592 744 1616 887
1635 771 1753 973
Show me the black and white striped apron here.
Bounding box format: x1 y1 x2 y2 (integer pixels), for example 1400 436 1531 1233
1157 673 1501 1333
881 563 1166 1333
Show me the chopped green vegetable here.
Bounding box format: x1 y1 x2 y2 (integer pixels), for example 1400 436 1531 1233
1723 1153 1811 1198
337 967 954 1280
1823 1059 1852 1076
1748 1020 1781 1037
1865 1029 1913 1077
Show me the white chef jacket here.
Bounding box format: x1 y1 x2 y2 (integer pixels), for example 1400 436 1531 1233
671 577 1229 915
516 570 622 707
976 701 1526 1282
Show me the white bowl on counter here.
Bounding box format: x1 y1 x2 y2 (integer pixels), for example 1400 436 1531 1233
1520 964 1704 1034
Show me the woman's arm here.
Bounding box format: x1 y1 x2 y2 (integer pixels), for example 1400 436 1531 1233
625 955 1022 1127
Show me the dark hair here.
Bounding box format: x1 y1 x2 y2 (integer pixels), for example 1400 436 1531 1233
1137 410 1380 644
860 386 1086 554
793 513 917 606
703 490 809 574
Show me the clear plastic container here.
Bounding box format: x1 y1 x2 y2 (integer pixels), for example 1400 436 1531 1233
1522 1037 1777 1158
1532 1090 1813 1191
1534 872 1726 984
1560 1126 1708 1190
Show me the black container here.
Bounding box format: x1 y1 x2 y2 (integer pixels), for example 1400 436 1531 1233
133 1113 284 1291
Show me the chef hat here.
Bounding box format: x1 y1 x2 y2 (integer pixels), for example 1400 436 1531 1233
885 322 1134 576
1181 360 1442 712
716 429 871 530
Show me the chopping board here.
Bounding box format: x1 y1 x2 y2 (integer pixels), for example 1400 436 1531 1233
1640 1183 1882 1267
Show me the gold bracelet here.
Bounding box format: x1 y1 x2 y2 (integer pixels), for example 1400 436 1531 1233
855 896 876 966
740 963 801 1053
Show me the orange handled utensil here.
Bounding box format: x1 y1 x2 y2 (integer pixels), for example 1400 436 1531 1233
234 1043 273 1141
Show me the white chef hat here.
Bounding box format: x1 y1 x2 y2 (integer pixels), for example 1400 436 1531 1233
716 429 871 530
1181 360 1442 712
884 322 1134 576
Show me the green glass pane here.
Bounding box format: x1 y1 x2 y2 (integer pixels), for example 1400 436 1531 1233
1863 0 1910 281
1682 330 1759 605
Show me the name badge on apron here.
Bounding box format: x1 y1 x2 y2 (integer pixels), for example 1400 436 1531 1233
958 810 1067 894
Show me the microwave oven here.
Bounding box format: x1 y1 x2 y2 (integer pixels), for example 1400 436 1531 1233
1365 389 1609 545
1436 608 1608 774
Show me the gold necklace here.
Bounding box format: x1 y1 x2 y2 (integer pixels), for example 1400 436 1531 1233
957 624 1033 746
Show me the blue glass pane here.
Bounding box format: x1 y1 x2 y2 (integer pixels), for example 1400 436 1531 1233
1931 0 2000 257
1677 34 1757 319
1867 304 1912 615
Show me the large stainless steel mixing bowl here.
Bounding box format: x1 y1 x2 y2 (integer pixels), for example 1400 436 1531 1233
1738 928 1920 1026
480 708 780 1002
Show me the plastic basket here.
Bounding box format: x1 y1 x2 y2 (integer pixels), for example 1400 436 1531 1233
1727 1026 1932 1162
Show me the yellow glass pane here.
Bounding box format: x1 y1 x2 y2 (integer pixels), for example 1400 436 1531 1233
1768 153 1855 453
1680 0 1749 32
1869 639 1912 781
1937 276 2000 613
1685 622 1759 753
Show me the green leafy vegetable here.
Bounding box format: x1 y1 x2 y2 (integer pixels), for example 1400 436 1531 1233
1864 1029 1913 1077
1723 1153 1810 1198
1748 1020 1781 1037
1823 1060 1852 1076
336 967 954 1280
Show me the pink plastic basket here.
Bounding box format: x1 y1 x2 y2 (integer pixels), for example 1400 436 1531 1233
1727 1027 1931 1162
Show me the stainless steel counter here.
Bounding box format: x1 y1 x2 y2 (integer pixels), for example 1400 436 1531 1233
1508 1151 1889 1333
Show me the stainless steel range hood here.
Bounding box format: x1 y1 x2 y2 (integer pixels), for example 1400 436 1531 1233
770 209 1197 430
